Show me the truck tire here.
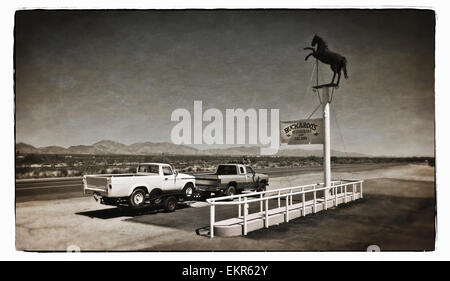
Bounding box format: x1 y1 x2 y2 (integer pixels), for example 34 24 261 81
225 185 236 197
182 183 195 200
257 182 267 192
129 188 146 208
163 196 177 212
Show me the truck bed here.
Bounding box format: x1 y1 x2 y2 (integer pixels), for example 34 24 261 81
194 174 220 187
84 173 158 191
85 173 157 178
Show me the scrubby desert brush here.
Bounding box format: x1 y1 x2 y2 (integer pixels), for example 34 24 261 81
14 154 435 179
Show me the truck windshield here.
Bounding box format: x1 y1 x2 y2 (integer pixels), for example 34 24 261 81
138 165 159 174
216 165 237 175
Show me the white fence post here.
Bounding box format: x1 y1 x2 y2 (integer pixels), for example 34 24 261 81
265 199 269 228
302 187 306 216
360 182 363 198
210 204 215 238
285 195 289 222
238 196 241 217
313 186 317 213
352 183 355 201
278 191 281 208
335 186 338 206
243 197 248 235
344 184 347 203
260 193 263 213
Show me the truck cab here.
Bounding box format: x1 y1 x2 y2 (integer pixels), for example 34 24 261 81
136 163 179 190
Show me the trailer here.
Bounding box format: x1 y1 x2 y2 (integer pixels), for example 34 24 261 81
99 191 188 212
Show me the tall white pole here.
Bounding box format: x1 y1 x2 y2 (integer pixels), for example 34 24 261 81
322 87 331 210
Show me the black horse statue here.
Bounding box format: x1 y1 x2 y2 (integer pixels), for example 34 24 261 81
304 34 348 87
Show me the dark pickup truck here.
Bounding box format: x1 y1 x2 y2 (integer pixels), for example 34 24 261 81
195 164 269 197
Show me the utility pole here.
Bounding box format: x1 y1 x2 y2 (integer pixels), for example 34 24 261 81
315 85 332 210
322 86 331 191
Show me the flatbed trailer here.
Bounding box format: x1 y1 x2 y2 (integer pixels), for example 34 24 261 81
98 190 191 212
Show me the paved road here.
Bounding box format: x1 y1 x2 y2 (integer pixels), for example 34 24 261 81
16 178 84 202
15 163 400 202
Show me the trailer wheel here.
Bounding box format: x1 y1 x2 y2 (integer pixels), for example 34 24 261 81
163 196 177 212
149 189 163 205
129 188 146 208
193 191 207 201
182 183 195 200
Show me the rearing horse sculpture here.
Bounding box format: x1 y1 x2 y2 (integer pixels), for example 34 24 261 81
304 35 348 87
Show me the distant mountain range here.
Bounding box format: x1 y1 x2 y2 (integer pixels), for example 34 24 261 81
15 140 368 157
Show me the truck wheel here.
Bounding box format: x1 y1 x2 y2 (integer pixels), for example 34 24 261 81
129 188 146 208
225 185 236 197
182 183 195 200
163 196 177 212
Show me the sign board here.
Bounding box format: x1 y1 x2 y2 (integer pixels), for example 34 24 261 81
280 118 324 145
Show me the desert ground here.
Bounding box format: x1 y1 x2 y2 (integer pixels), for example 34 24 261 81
16 163 435 251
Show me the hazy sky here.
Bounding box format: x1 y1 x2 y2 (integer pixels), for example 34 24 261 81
15 10 435 156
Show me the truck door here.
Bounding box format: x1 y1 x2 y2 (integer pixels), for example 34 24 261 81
241 166 253 189
245 166 257 188
161 166 177 191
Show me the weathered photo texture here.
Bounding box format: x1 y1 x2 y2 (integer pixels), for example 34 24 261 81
15 9 435 251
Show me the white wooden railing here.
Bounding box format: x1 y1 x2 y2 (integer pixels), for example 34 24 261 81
206 179 363 238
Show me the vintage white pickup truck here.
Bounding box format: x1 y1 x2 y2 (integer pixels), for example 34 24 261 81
83 163 196 210
195 163 269 197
